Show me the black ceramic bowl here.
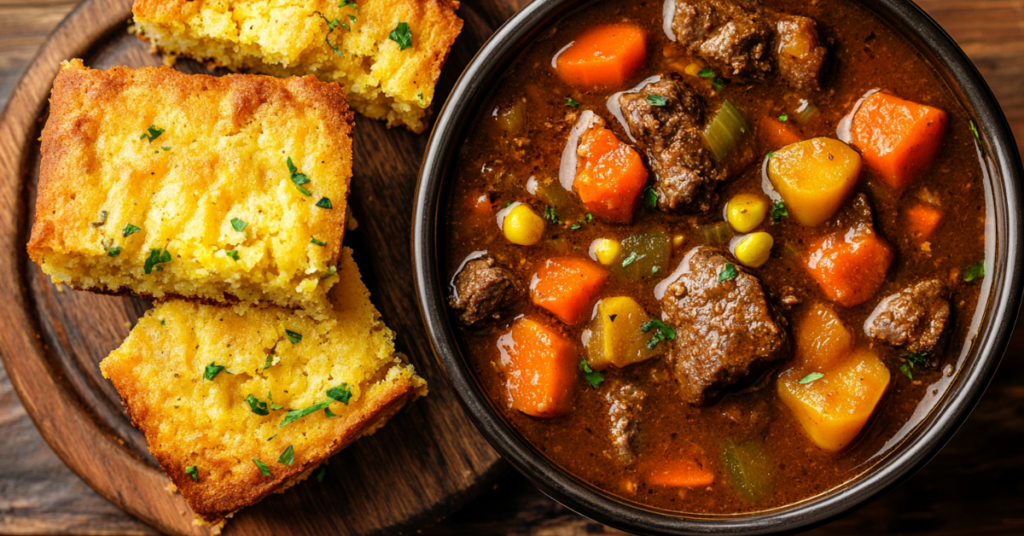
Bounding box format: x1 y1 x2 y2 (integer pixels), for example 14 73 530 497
413 1 1024 533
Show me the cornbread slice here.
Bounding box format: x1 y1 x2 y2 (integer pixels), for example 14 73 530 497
28 60 353 315
100 248 427 528
133 0 463 133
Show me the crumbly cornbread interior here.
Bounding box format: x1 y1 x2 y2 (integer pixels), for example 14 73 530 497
132 0 463 133
100 248 427 527
28 59 353 315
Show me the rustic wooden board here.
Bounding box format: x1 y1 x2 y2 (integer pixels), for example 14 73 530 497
0 0 529 534
2 1 1024 535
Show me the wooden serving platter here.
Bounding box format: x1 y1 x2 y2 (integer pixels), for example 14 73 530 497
0 0 528 534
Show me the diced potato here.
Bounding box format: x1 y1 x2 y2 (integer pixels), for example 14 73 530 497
795 302 854 372
778 348 891 451
583 297 664 370
768 138 862 227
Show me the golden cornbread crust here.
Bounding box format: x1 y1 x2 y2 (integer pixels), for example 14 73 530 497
101 248 427 526
29 60 354 315
132 0 463 133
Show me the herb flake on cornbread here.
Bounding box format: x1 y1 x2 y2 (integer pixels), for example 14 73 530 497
132 0 463 133
28 60 354 315
100 248 427 528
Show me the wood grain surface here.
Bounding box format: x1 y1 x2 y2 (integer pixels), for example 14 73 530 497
1 1 1023 535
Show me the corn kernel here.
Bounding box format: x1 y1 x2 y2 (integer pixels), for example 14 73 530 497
727 193 769 233
734 232 774 268
592 238 622 265
503 204 545 246
672 234 685 248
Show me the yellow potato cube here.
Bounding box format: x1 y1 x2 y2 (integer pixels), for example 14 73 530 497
583 297 664 370
778 348 891 452
768 138 862 227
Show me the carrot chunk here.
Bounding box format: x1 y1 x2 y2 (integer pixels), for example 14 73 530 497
851 92 948 190
554 24 647 87
806 227 893 307
648 458 716 487
575 125 649 223
758 116 801 150
530 257 609 324
906 204 943 243
498 317 577 418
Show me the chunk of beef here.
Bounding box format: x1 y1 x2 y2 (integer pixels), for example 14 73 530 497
775 15 827 92
671 0 774 80
448 256 521 326
864 279 950 353
606 383 646 464
618 78 717 212
661 246 789 405
670 0 827 91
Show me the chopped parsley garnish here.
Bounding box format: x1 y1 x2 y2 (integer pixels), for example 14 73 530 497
90 210 108 227
319 14 345 55
389 22 413 50
579 360 604 388
310 236 327 246
718 262 738 281
698 67 715 78
585 213 593 222
185 466 199 481
770 199 788 223
280 399 333 427
621 251 638 268
267 434 277 441
245 394 270 416
900 352 931 380
566 97 580 108
231 218 247 231
778 113 789 122
327 383 352 404
253 458 271 476
140 125 165 143
226 249 240 261
964 261 985 282
322 266 338 279
316 466 328 482
642 318 676 349
338 0 358 8
204 362 226 381
646 94 667 107
544 206 561 224
143 248 171 274
106 245 122 258
268 392 283 411
643 187 658 208
285 329 302 344
570 222 581 230
263 353 274 370
278 445 295 465
161 146 170 152
970 120 981 141
287 157 313 195
799 372 824 384
325 407 337 418
712 77 727 92
122 223 141 237
315 197 333 209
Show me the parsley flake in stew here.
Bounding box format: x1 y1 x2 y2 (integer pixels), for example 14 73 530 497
718 262 738 281
579 360 603 388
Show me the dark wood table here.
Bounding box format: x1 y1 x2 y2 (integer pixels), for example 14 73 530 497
2 1 1024 534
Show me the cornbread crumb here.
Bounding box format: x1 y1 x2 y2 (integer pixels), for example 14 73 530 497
101 248 426 526
133 0 463 133
28 60 353 315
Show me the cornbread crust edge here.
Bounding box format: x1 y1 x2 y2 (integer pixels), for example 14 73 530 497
132 0 463 133
28 60 354 315
100 249 427 526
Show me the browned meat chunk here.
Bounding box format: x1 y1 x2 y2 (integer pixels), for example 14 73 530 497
606 383 646 464
776 15 827 92
448 256 521 325
671 0 774 80
670 0 828 91
864 279 950 354
661 246 789 405
618 78 717 212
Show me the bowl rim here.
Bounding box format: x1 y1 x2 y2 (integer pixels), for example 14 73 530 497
412 0 1024 533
